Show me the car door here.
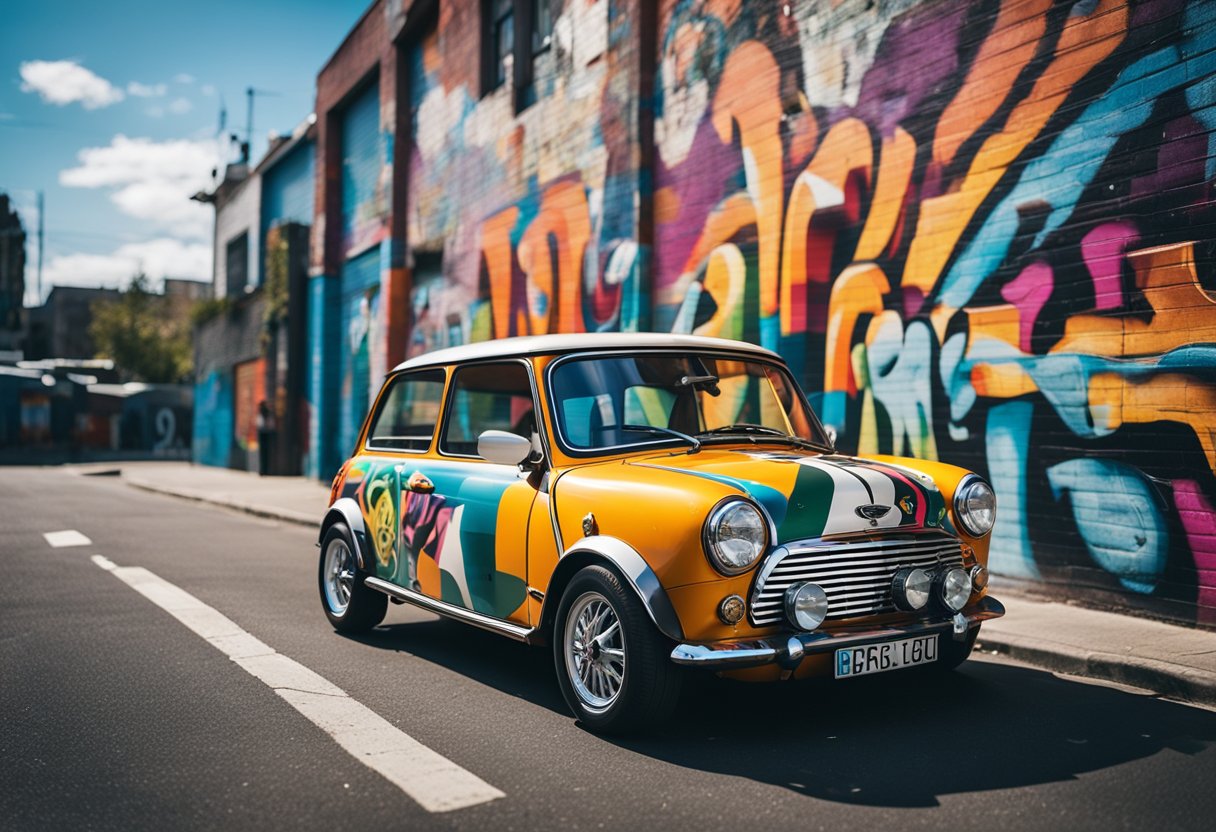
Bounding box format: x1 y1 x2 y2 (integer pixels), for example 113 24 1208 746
355 367 447 587
395 359 540 629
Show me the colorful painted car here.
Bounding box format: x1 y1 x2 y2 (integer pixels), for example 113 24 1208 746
317 333 1004 732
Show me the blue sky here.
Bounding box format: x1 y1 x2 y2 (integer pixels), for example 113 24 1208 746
0 0 368 304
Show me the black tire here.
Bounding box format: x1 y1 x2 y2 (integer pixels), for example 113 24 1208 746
553 565 682 734
935 624 980 671
318 522 387 633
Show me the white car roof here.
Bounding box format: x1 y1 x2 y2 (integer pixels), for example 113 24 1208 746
391 332 782 373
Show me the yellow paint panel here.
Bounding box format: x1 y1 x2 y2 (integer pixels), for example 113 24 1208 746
494 479 537 627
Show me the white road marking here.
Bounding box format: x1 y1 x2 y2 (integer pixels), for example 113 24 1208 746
43 530 92 548
93 558 505 812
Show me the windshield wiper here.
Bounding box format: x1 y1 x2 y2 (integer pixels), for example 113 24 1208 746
698 424 822 450
620 424 702 453
700 423 786 437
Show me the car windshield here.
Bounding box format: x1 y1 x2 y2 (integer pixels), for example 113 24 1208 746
548 352 832 454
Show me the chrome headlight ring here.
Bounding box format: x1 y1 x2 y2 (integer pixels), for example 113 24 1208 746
954 475 996 537
703 498 770 576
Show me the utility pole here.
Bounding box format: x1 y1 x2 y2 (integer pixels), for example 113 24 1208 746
246 86 254 155
36 190 43 305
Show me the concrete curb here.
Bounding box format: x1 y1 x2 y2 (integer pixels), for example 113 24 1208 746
124 476 319 528
977 630 1216 709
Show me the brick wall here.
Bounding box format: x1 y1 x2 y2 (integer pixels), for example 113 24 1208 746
325 0 1216 624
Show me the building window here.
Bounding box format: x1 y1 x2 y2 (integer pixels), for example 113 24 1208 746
226 232 249 294
482 1 555 105
485 0 514 93
532 0 553 55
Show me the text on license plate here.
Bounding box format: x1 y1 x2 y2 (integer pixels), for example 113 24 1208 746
834 634 938 679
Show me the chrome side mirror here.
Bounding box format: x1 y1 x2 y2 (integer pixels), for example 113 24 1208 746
477 430 533 466
824 425 839 446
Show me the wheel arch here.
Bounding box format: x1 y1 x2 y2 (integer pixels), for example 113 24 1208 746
318 497 373 573
538 535 684 643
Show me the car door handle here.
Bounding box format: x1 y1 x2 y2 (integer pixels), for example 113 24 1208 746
405 471 434 494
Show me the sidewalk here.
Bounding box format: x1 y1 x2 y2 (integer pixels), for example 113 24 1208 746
88 460 1216 710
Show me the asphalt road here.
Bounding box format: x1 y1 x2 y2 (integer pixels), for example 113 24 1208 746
3 467 1216 831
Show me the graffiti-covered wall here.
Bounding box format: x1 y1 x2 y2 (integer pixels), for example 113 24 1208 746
385 0 1216 624
404 0 653 353
642 0 1216 625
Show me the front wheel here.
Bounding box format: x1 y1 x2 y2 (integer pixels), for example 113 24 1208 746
553 565 681 734
318 522 387 633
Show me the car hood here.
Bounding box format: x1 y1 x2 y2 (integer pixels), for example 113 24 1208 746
627 447 955 543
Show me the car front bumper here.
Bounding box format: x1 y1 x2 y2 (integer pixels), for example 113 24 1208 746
669 595 1005 671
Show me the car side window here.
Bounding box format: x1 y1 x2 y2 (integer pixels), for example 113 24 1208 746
365 369 446 452
440 362 536 458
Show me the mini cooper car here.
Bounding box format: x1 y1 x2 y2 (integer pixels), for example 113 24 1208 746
317 333 1003 733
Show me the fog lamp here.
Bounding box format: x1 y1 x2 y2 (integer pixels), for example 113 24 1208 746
718 594 746 625
891 567 932 611
937 567 972 612
969 564 989 592
784 582 829 631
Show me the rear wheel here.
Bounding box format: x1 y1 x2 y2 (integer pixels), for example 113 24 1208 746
553 565 681 734
318 522 387 633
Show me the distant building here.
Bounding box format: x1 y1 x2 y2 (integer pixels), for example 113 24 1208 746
192 119 315 475
0 193 26 353
24 285 121 361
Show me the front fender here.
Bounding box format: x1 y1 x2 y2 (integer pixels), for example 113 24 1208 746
318 497 372 572
541 535 684 642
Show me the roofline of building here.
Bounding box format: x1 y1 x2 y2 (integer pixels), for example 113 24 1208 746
317 0 384 79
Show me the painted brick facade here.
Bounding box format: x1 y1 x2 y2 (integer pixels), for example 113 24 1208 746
306 0 1216 625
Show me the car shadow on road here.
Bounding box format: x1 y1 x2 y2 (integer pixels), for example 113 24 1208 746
620 656 1216 807
347 620 1216 808
346 618 568 713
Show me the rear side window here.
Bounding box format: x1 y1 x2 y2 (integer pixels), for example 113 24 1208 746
366 369 446 451
440 362 535 458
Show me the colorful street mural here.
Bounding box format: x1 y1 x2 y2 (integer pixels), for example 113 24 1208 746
396 0 1216 623
647 0 1216 624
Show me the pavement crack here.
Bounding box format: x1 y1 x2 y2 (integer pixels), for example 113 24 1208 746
274 686 349 699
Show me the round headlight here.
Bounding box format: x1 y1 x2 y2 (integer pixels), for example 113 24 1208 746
954 476 996 537
938 567 972 612
891 567 932 611
785 582 829 631
704 499 768 575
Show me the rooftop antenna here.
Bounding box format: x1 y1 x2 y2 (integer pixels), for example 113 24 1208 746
245 87 281 161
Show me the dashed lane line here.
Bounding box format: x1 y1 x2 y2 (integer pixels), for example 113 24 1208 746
89 554 505 813
43 530 92 548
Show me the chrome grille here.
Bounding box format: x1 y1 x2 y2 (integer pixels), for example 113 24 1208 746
749 533 966 626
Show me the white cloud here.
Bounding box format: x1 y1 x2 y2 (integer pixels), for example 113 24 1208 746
42 238 211 290
146 105 165 118
59 134 222 238
200 84 216 97
168 97 192 114
127 81 167 97
20 59 124 109
174 73 195 85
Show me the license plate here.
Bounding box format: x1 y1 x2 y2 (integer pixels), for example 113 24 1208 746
834 634 938 679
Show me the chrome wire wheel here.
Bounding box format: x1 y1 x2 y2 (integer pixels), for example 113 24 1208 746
322 537 356 615
564 591 626 713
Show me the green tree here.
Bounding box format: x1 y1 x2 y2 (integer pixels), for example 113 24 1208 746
90 273 193 384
